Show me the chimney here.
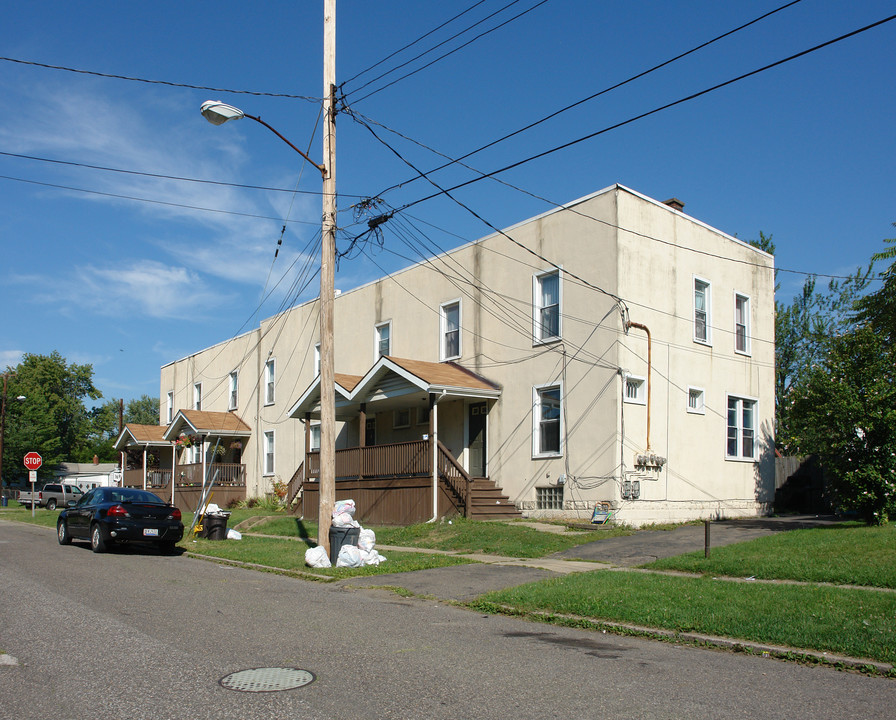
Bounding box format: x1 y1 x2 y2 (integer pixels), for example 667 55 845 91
663 197 685 212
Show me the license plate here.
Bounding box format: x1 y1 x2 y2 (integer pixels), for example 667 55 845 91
143 528 159 537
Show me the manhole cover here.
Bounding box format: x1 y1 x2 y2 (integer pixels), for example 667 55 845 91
219 667 315 692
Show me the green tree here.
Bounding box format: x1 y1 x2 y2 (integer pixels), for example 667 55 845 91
1 352 101 484
74 394 162 463
788 326 896 523
126 395 160 425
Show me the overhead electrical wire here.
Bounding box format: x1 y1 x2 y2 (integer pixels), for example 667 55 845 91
0 55 320 101
388 12 896 213
343 0 549 104
371 0 805 198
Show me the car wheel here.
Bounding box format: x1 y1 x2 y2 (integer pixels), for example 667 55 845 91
57 520 72 545
90 524 108 553
46 499 57 511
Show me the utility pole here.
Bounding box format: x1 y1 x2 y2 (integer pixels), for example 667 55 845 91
318 0 337 554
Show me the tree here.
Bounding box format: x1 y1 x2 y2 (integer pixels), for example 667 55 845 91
126 395 160 426
75 394 162 463
788 326 896 524
1 352 101 484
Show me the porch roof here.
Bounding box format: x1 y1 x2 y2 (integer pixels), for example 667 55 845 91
114 423 171 451
162 410 252 441
288 356 501 420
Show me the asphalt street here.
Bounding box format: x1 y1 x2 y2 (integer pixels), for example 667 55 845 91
1 517 893 720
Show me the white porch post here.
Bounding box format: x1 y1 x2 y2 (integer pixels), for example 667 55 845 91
119 450 125 487
431 394 438 520
170 445 176 505
142 447 147 490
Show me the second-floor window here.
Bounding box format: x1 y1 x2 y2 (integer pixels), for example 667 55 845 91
166 391 173 423
441 300 460 360
534 270 560 343
735 293 751 355
193 383 202 411
265 359 275 405
694 277 711 344
229 371 238 410
376 322 391 359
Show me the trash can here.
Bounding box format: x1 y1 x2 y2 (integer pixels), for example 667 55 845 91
204 512 231 541
328 525 360 565
1 496 7 507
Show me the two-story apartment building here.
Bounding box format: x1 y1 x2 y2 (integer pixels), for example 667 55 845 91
151 184 775 526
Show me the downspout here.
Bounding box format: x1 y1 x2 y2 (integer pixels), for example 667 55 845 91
626 321 652 451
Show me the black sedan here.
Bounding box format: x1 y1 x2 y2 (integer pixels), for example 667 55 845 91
57 487 184 554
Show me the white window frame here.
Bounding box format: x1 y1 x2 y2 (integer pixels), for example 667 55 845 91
264 359 275 405
193 383 202 411
263 430 275 476
309 423 321 452
687 386 705 415
532 383 563 458
313 344 321 377
228 371 238 410
734 292 751 356
166 391 173 424
533 269 562 344
694 276 712 345
191 439 202 465
375 321 391 360
440 299 461 361
623 374 646 405
726 394 757 461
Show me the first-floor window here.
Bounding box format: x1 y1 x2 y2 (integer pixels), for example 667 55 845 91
264 430 275 475
309 424 320 452
533 384 562 456
536 486 563 510
727 395 756 460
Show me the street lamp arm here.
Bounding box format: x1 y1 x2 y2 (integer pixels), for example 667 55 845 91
243 113 328 178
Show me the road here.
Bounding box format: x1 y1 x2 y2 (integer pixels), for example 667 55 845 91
1 519 893 719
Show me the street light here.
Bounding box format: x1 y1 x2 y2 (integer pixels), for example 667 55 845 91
200 55 337 554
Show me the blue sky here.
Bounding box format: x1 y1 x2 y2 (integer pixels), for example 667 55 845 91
1 1 894 406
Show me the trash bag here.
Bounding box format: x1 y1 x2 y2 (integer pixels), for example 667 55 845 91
359 548 387 566
358 528 376 552
332 499 360 528
226 529 242 540
336 544 363 568
305 546 332 568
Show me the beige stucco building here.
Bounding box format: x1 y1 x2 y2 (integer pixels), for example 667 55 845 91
157 184 775 526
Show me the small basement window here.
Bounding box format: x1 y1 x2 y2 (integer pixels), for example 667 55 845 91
536 486 563 510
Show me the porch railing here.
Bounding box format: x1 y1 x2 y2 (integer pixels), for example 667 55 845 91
123 463 246 488
437 440 473 517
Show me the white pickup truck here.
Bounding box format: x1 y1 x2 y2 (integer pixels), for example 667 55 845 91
17 483 83 511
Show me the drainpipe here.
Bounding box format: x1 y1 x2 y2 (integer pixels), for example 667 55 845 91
626 321 652 451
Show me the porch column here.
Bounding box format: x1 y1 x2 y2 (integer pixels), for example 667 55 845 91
119 450 126 486
142 447 147 490
358 403 366 480
304 412 311 483
170 445 176 505
430 393 438 520
201 436 207 494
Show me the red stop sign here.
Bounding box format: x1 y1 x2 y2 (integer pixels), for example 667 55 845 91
23 452 42 470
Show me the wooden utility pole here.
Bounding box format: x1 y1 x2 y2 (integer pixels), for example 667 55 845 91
318 0 337 554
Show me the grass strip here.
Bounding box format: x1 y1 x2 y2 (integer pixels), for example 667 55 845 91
474 570 896 664
647 523 896 588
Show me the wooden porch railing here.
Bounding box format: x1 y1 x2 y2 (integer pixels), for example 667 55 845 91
123 463 246 489
298 439 473 517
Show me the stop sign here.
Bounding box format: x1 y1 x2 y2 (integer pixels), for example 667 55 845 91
23 452 42 470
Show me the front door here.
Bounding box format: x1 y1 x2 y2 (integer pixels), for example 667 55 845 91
467 402 487 477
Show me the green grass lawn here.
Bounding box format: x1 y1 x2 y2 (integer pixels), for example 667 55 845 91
473 570 896 665
645 522 896 588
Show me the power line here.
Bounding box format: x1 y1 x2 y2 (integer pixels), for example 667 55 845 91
372 0 804 198
392 13 896 213
0 55 320 101
341 0 489 86
344 0 549 104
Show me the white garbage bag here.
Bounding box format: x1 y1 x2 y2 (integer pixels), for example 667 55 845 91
359 548 387 566
336 544 363 568
305 546 331 568
226 529 242 540
358 528 376 552
332 499 360 528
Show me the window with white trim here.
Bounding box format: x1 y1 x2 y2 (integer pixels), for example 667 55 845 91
694 277 711 344
265 359 275 405
313 344 321 376
191 439 202 465
309 424 320 451
440 300 461 360
533 384 562 457
687 387 705 414
534 270 561 343
193 383 202 411
727 395 756 460
228 371 238 410
263 430 275 475
375 321 391 359
166 391 173 424
735 293 751 355
624 375 646 405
